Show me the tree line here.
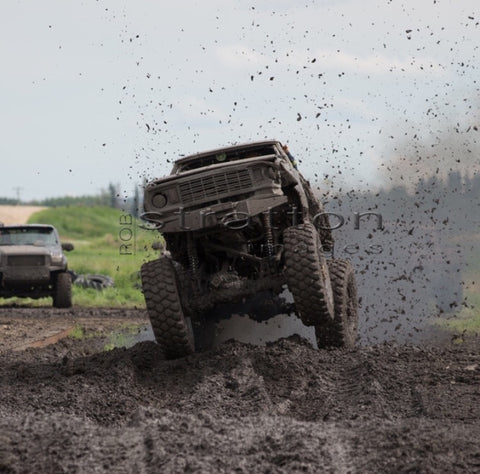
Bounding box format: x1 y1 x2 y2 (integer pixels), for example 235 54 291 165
0 183 143 217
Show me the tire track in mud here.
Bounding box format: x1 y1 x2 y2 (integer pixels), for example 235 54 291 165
248 340 408 423
12 325 76 351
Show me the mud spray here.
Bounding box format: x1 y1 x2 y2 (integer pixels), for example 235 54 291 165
197 175 473 349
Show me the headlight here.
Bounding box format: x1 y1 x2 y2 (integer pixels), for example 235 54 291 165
152 193 168 208
266 167 276 180
51 255 64 264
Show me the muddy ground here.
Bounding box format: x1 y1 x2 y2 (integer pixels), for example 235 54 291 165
0 307 479 473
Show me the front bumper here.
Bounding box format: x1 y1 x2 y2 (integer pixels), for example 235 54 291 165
2 267 52 283
0 263 66 285
144 194 288 233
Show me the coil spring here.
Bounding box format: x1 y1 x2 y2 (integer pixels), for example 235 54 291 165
187 234 199 275
262 212 274 257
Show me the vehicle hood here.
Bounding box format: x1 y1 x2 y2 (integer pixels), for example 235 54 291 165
148 154 278 187
0 245 56 256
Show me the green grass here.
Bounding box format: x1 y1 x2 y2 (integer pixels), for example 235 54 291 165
28 206 132 239
9 206 164 308
69 325 85 340
437 233 480 333
440 290 480 333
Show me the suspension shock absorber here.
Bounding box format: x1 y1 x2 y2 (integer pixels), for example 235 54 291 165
262 211 274 257
186 232 199 275
186 232 203 294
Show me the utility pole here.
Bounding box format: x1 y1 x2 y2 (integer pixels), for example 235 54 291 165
13 187 22 205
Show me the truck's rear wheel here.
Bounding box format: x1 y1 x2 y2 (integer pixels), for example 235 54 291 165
283 223 334 325
141 257 194 359
315 259 358 349
53 271 72 308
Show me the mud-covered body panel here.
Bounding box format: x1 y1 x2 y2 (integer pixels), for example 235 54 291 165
144 155 290 233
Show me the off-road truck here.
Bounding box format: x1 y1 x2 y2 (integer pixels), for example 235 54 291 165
141 140 358 358
0 224 74 307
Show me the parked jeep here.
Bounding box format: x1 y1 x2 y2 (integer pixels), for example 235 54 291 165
141 140 358 358
0 224 74 307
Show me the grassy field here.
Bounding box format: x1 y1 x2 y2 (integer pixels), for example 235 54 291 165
2 206 478 332
1 206 161 308
446 259 480 333
437 235 480 334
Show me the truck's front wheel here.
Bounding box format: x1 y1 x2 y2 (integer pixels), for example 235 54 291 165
141 257 194 359
53 271 72 308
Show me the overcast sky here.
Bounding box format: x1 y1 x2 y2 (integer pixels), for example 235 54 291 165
1 0 479 201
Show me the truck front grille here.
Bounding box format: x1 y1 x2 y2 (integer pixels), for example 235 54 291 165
178 169 253 205
7 255 46 266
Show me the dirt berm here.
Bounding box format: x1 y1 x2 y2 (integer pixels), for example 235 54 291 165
0 307 479 473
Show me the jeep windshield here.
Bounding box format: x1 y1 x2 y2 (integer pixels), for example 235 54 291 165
173 143 278 173
0 227 58 246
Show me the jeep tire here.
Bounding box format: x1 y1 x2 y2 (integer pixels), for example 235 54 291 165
315 259 358 349
141 257 194 359
53 271 72 308
283 222 334 325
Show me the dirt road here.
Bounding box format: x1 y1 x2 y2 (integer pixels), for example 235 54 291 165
0 306 479 473
0 205 47 225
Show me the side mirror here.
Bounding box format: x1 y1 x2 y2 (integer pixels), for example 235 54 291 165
62 242 74 252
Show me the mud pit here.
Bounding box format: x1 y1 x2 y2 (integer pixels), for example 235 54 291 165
0 307 479 473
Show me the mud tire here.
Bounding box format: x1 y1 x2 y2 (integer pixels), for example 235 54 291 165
283 223 334 325
53 271 72 308
315 259 358 349
299 175 334 251
141 257 194 359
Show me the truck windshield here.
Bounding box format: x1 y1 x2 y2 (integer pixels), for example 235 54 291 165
0 227 57 246
174 144 278 172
